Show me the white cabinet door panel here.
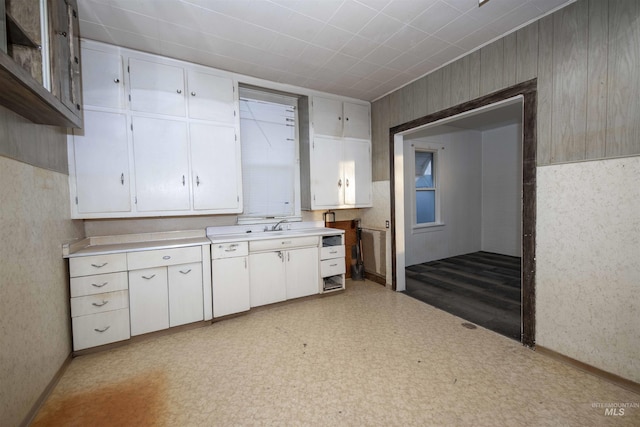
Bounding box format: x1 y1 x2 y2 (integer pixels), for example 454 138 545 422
343 139 372 206
132 116 190 212
212 256 250 317
129 58 186 116
312 97 343 137
343 102 370 139
249 252 286 307
311 136 343 208
187 70 235 122
168 263 203 327
285 247 319 299
129 267 169 336
190 123 241 211
81 48 125 109
73 111 131 213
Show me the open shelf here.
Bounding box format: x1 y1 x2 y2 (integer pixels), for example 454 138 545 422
6 12 39 48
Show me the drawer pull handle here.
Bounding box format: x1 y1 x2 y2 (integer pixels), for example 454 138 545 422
179 269 192 275
92 300 109 307
94 326 110 333
163 255 171 260
330 263 338 267
91 262 108 268
91 282 108 288
142 274 156 280
224 248 237 252
329 250 338 254
282 241 292 245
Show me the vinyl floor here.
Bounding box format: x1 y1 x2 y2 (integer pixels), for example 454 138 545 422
404 251 521 341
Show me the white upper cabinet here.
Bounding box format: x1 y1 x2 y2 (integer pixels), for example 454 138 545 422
310 136 343 208
343 102 370 139
81 48 125 109
190 123 241 212
187 70 235 122
129 58 186 117
312 97 370 139
132 116 190 212
343 139 372 206
72 110 131 213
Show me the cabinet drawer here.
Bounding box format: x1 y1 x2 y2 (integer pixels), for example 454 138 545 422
127 246 201 270
69 253 127 277
249 235 318 252
70 272 128 297
321 245 345 260
212 242 248 259
72 308 131 351
321 258 346 278
71 290 129 318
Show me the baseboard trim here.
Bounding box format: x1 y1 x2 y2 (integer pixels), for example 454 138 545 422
536 345 640 395
364 271 386 286
20 353 73 427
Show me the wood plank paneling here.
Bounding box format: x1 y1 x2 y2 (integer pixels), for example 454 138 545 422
551 0 589 163
426 68 444 115
503 32 517 87
441 63 452 109
451 56 470 106
480 39 504 96
411 76 428 120
585 0 608 159
537 14 554 165
606 0 640 157
372 95 390 181
469 50 481 100
516 22 538 83
387 89 403 128
399 84 414 124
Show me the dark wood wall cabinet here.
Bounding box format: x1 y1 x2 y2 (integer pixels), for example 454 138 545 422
0 0 82 128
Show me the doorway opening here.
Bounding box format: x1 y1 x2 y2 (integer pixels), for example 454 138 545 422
389 80 537 347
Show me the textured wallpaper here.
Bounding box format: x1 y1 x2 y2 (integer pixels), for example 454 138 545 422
0 155 84 426
536 156 640 382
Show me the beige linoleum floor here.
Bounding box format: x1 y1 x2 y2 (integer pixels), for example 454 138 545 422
32 280 638 426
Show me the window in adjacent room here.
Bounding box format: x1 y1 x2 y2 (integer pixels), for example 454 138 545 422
414 148 439 226
238 87 301 223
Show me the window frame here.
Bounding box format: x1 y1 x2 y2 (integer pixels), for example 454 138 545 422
412 144 443 231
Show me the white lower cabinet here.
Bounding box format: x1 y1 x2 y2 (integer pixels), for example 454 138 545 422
168 262 204 327
129 267 169 336
72 309 131 351
285 247 319 299
212 242 250 317
249 251 286 307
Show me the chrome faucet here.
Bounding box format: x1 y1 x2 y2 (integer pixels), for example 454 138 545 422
267 219 287 231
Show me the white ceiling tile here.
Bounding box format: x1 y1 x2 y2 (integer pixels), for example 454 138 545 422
351 76 383 92
381 0 438 23
339 35 378 58
454 24 501 51
311 24 354 51
383 24 429 50
357 12 403 43
355 0 392 12
298 45 337 68
273 0 344 22
408 36 450 58
434 13 479 44
268 34 312 58
367 66 402 82
363 44 402 65
411 1 461 34
320 53 361 73
423 43 466 66
406 58 439 78
442 0 477 13
78 20 116 43
385 51 426 71
347 60 378 78
328 0 378 33
278 12 327 42
108 28 162 53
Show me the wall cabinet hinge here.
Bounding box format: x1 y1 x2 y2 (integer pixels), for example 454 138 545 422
128 94 131 102
130 123 133 131
135 196 138 204
234 110 236 117
75 196 78 205
235 134 237 141
128 65 130 73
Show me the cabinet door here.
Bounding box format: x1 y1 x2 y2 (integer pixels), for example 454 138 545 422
190 123 241 211
249 252 286 307
49 0 82 113
168 262 203 327
343 102 370 139
285 247 319 299
212 256 250 317
132 116 190 212
129 267 169 336
129 58 186 116
312 97 343 137
343 139 372 207
81 48 125 109
310 136 343 208
187 70 235 122
73 110 131 213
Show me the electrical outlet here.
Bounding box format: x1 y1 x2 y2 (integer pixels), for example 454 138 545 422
385 220 390 229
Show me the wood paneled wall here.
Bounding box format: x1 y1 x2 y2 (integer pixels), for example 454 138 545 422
371 0 640 181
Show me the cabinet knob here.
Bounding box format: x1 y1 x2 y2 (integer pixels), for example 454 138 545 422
182 175 186 186
346 179 350 187
191 91 196 96
196 176 200 186
338 179 342 188
338 116 342 120
114 78 120 83
345 117 349 121
58 31 67 37
120 173 124 185
177 89 182 94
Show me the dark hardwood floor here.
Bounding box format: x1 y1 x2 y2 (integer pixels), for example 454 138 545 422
404 251 521 341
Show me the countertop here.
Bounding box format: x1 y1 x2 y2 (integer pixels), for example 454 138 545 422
207 227 344 244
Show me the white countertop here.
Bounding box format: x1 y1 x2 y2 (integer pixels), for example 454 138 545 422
207 227 344 244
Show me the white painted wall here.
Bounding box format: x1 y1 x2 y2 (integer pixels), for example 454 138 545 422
403 129 482 266
536 156 640 383
481 123 522 256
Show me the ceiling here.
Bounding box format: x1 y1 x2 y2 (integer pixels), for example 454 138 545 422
78 0 572 102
